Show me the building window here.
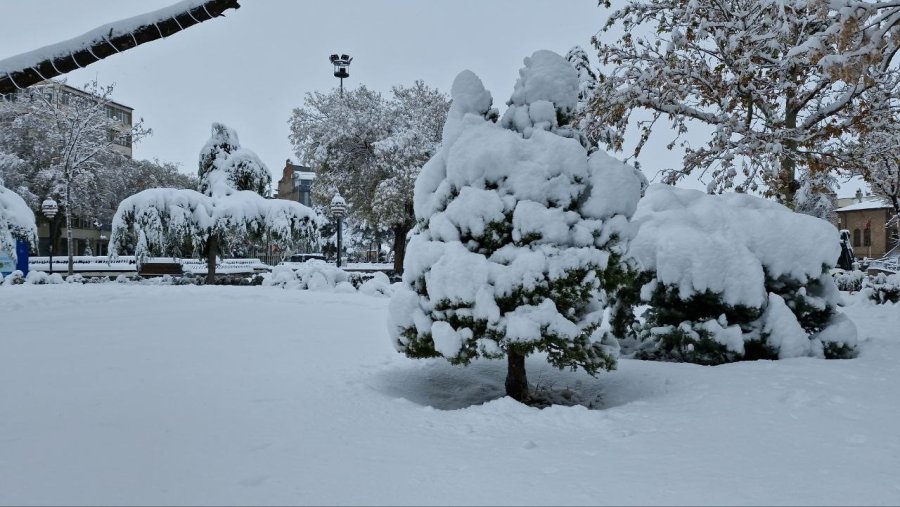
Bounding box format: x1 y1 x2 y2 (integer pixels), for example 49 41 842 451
864 228 871 247
853 229 861 247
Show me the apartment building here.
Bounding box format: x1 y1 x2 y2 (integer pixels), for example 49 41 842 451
2 80 134 158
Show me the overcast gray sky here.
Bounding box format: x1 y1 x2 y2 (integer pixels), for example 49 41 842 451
0 2 606 175
0 0 865 197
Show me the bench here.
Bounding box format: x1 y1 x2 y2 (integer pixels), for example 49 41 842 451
138 261 184 277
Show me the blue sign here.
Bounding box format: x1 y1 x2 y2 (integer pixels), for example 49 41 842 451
0 239 29 276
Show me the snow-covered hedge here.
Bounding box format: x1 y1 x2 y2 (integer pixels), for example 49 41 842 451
624 185 858 363
863 273 900 304
261 261 394 296
833 270 866 292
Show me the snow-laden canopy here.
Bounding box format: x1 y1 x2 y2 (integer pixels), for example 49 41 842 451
0 184 38 261
109 187 321 262
631 184 840 309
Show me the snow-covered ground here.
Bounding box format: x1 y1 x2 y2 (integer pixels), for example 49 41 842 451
0 284 898 505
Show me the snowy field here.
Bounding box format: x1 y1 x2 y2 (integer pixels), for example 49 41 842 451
1 284 898 506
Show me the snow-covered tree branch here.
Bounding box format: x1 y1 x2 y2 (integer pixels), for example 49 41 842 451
0 0 240 95
587 0 900 206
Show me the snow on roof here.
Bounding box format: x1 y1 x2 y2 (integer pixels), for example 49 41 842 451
0 0 213 77
835 199 892 212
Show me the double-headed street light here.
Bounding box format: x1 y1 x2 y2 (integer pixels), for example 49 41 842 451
331 192 347 268
329 53 352 97
41 197 58 274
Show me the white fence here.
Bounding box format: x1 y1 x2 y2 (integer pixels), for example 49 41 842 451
867 257 899 274
29 256 270 275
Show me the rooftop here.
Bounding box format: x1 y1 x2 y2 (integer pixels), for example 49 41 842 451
835 199 892 212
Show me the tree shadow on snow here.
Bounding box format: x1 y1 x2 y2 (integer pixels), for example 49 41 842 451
372 355 620 410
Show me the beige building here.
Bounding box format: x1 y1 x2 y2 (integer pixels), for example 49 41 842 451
276 159 316 207
835 193 898 259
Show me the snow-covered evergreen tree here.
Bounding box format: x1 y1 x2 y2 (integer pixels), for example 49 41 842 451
198 123 271 197
587 0 900 207
624 185 858 364
110 124 319 282
388 51 644 404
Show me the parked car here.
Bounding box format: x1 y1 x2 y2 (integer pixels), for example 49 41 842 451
287 253 326 263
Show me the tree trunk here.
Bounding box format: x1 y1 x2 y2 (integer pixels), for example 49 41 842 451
65 182 74 276
0 0 240 95
505 351 529 403
206 233 218 284
392 223 410 275
779 94 800 208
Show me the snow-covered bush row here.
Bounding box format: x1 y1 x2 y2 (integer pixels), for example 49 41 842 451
389 50 646 401
862 273 900 304
261 261 395 296
833 269 866 292
623 185 858 363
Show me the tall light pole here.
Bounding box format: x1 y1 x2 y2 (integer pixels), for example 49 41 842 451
329 53 352 97
41 198 58 274
331 192 347 268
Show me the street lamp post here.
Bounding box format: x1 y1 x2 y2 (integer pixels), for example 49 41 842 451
41 198 58 274
93 220 103 257
329 53 352 97
331 193 347 268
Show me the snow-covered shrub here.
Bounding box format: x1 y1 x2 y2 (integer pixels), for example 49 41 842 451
24 271 64 284
64 274 86 284
359 271 392 297
116 273 141 283
262 260 352 291
833 270 866 292
335 281 357 293
388 51 644 403
624 185 858 364
1 270 24 285
864 273 900 304
296 259 348 290
262 264 301 288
